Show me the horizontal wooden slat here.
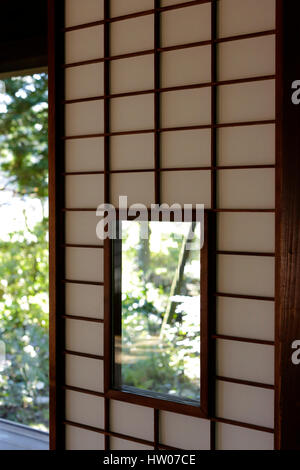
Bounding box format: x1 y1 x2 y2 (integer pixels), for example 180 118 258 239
63 74 275 105
62 120 276 140
212 334 274 346
64 350 104 361
62 314 104 324
62 165 275 176
62 208 276 214
63 420 156 447
216 376 274 391
64 416 274 440
64 243 102 250
63 279 104 286
62 31 276 68
216 292 275 301
63 385 105 398
216 250 275 257
211 417 274 434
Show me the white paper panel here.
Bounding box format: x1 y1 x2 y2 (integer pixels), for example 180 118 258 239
161 46 211 88
66 283 104 319
217 213 275 253
65 174 105 209
218 80 275 123
218 35 275 81
161 129 211 168
65 101 104 137
161 170 211 207
217 169 275 210
65 63 104 100
216 381 274 429
66 425 105 450
110 401 154 442
66 212 101 246
111 55 154 94
111 134 154 170
110 0 153 17
65 26 104 64
110 15 154 56
218 0 276 38
161 4 211 47
217 340 274 385
216 423 273 450
160 412 210 450
65 137 104 173
65 390 104 428
65 0 104 28
217 297 274 342
217 255 275 298
110 438 154 451
218 124 275 166
65 318 104 356
66 354 104 392
65 247 104 283
161 88 211 128
111 172 155 207
111 95 154 132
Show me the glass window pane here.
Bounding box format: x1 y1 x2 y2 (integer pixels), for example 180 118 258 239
112 220 201 404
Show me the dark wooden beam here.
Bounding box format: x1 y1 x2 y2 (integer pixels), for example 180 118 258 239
48 0 65 451
275 0 300 450
0 0 47 74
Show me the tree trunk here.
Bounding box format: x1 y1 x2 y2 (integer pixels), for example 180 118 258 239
160 222 196 338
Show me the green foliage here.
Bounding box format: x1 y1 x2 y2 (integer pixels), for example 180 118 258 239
119 223 201 402
122 299 200 399
0 220 49 429
121 294 200 400
0 74 49 430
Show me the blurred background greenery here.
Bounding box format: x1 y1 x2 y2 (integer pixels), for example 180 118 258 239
118 221 201 402
0 74 49 431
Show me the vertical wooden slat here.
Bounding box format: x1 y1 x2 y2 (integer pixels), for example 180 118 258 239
154 0 161 446
104 237 112 449
48 0 66 450
103 0 111 451
104 2 111 204
154 0 161 205
209 0 217 450
274 0 283 451
211 0 217 211
275 0 300 451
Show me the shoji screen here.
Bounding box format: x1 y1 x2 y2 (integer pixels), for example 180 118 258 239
54 0 278 450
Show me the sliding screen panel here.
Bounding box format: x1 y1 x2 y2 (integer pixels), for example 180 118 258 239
49 0 281 450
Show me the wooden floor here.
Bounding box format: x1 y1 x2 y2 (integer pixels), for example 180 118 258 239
0 420 48 450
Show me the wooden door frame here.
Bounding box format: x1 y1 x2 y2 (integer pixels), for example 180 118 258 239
48 0 65 450
274 0 300 451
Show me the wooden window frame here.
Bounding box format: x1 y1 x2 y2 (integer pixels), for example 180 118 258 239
104 211 210 419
